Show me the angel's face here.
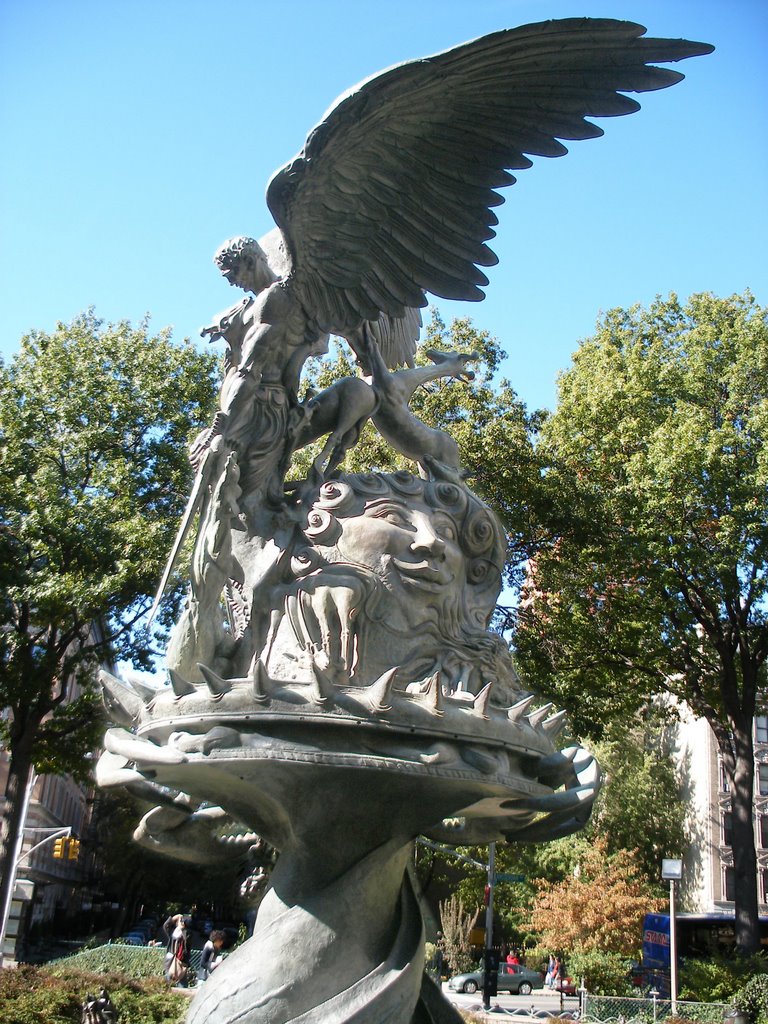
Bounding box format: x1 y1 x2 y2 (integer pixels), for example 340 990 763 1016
333 497 465 601
221 249 270 295
223 264 251 290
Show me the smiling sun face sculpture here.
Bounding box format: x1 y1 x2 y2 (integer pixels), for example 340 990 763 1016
259 471 509 695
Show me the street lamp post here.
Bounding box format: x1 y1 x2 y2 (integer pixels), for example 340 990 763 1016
661 858 683 1014
0 771 37 969
483 841 495 1011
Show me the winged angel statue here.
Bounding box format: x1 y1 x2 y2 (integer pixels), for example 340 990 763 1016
99 19 711 1024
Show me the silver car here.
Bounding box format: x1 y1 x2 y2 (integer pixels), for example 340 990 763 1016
448 962 544 995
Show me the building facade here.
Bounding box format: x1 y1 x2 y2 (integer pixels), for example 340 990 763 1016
673 702 768 913
0 751 98 962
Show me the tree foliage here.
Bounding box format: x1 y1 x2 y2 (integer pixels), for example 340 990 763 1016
515 291 768 951
0 311 217 932
588 715 687 882
527 839 664 957
564 949 635 996
440 717 684 948
90 790 245 934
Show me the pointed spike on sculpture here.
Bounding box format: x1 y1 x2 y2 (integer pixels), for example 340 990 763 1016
542 709 568 737
198 663 233 696
168 669 197 697
252 661 271 703
507 694 535 722
420 671 445 717
99 669 143 724
574 753 601 788
310 662 334 704
526 702 555 729
523 785 595 813
365 667 397 713
471 681 493 719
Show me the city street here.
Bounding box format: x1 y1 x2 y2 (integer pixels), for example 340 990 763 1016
442 982 581 1020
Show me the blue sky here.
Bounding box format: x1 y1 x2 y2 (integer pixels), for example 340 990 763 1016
1 0 765 412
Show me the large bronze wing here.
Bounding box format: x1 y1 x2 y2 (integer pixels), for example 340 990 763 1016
266 18 712 337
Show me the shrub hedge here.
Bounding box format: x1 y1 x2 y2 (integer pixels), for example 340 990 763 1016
48 943 166 979
0 964 187 1024
735 973 768 1024
680 954 768 1003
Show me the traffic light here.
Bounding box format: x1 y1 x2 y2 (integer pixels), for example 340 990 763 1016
67 838 80 860
52 836 68 859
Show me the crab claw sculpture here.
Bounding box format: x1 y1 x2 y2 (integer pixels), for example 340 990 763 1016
98 16 711 1024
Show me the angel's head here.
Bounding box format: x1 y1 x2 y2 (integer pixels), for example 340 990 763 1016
214 236 274 294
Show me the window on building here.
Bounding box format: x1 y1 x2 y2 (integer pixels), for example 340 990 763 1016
724 867 735 901
719 762 730 792
761 816 768 849
762 870 768 904
759 764 768 797
758 717 768 744
722 812 733 846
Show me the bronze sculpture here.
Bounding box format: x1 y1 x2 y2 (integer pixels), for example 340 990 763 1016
97 18 712 1023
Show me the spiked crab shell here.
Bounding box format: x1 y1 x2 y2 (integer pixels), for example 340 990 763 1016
99 663 600 848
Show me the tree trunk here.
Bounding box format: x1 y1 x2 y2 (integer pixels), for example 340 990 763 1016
0 729 37 958
729 741 761 954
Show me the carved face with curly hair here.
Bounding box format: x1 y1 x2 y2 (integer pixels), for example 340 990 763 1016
250 470 514 694
300 471 506 635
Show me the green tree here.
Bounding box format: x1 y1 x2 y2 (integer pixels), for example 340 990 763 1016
445 719 685 948
89 791 246 936
515 291 768 952
0 312 217 937
588 715 687 882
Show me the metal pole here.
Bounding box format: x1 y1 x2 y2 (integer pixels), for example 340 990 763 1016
14 826 72 869
483 841 495 1011
669 878 678 1014
0 771 37 969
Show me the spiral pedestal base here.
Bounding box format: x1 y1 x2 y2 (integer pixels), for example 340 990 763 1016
187 837 462 1024
97 663 599 1023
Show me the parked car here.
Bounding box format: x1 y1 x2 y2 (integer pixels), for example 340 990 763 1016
448 962 544 995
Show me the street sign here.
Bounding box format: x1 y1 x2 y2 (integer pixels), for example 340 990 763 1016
494 872 526 883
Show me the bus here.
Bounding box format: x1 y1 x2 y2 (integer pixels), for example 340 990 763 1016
641 912 768 993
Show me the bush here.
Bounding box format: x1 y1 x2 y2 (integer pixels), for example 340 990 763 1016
0 964 187 1024
734 973 768 1024
48 943 166 979
567 949 634 995
680 955 767 1003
